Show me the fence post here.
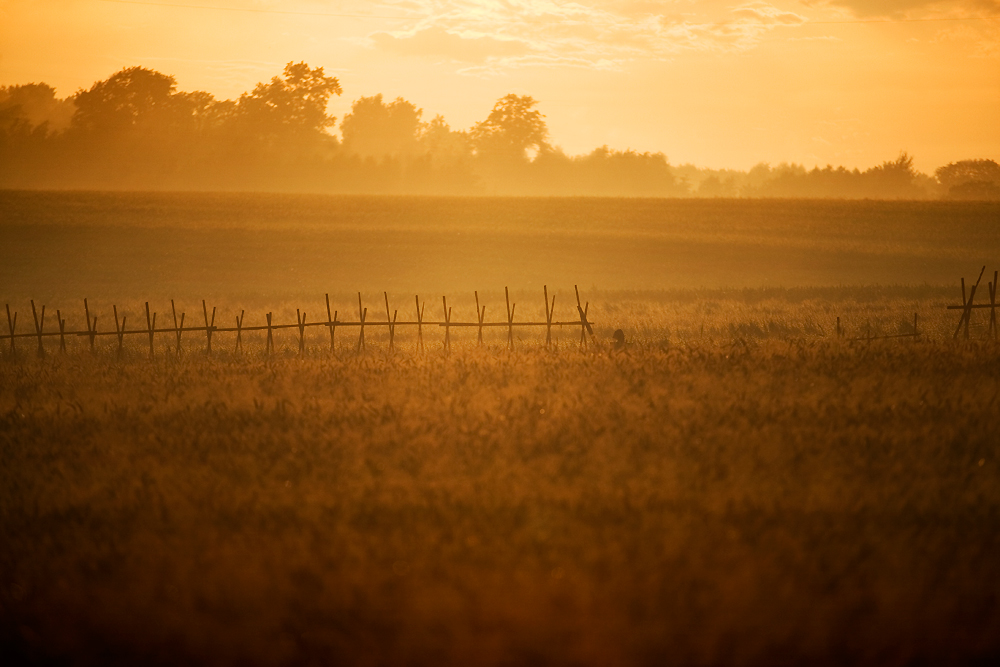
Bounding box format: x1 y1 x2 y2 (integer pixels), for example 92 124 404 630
266 312 273 355
84 299 96 352
296 309 306 356
325 294 337 353
505 287 515 351
357 293 367 353
385 292 396 352
202 300 216 355
543 285 555 348
5 304 15 354
235 310 244 352
113 305 125 357
30 300 45 358
57 310 67 353
574 285 594 348
145 302 156 360
989 271 997 341
171 300 185 354
442 295 452 353
415 295 424 352
954 266 985 340
475 291 485 347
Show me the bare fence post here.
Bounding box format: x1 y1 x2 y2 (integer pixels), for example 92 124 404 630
235 310 244 352
113 305 126 358
442 295 452 353
171 300 185 354
202 300 216 355
297 309 307 356
505 287 516 351
57 310 67 353
30 300 45 358
84 299 96 352
475 291 485 347
5 304 16 354
989 271 998 341
385 292 396 352
954 267 985 340
266 313 273 356
913 313 919 339
145 302 156 360
543 285 555 348
574 285 594 348
357 293 367 353
415 295 424 352
325 294 337 353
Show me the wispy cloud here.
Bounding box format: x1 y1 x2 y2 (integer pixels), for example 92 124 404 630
370 1 812 74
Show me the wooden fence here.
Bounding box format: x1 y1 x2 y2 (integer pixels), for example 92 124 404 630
2 286 596 358
947 266 999 340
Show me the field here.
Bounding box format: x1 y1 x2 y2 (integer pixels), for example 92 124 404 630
2 192 1000 665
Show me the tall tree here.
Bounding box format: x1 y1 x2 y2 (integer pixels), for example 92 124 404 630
470 94 548 160
235 62 342 140
340 94 424 158
70 67 178 135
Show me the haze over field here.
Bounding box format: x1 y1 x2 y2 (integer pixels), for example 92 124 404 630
2 0 999 196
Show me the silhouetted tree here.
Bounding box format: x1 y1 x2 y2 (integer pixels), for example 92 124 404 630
70 67 180 135
936 159 1000 200
234 61 341 141
340 94 424 158
470 94 548 160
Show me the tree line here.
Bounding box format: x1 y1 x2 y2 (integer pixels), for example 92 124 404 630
1 62 997 199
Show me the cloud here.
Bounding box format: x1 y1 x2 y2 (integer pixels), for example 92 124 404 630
371 1 814 74
371 26 532 62
814 0 1000 18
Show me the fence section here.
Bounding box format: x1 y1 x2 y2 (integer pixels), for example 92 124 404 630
3 286 597 357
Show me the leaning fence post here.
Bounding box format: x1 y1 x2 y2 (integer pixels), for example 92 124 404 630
989 271 997 341
5 304 15 354
57 310 67 353
574 285 594 348
357 293 367 353
954 266 986 340
113 305 126 357
415 295 424 352
296 309 307 356
235 310 244 352
325 294 337 353
84 299 96 352
266 312 273 356
505 287 515 351
202 300 216 355
442 295 452 353
543 285 555 348
384 292 396 352
171 300 185 354
30 300 45 357
474 291 485 347
145 302 156 360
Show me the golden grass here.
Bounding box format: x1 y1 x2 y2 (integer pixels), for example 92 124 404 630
2 327 999 665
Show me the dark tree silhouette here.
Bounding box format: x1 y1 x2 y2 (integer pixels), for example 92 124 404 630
340 94 424 158
471 94 548 160
235 62 342 140
936 159 1000 200
70 67 179 135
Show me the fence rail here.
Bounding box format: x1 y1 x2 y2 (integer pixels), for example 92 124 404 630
3 285 597 357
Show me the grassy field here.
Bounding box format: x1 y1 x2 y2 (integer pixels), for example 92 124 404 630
2 340 999 665
2 192 1000 665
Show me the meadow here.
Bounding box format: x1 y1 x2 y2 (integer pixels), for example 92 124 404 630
2 192 999 665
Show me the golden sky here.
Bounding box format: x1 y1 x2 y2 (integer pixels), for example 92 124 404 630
1 0 998 171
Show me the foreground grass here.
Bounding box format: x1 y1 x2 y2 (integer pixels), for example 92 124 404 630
2 341 999 665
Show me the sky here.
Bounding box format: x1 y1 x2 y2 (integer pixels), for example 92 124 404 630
1 0 998 172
